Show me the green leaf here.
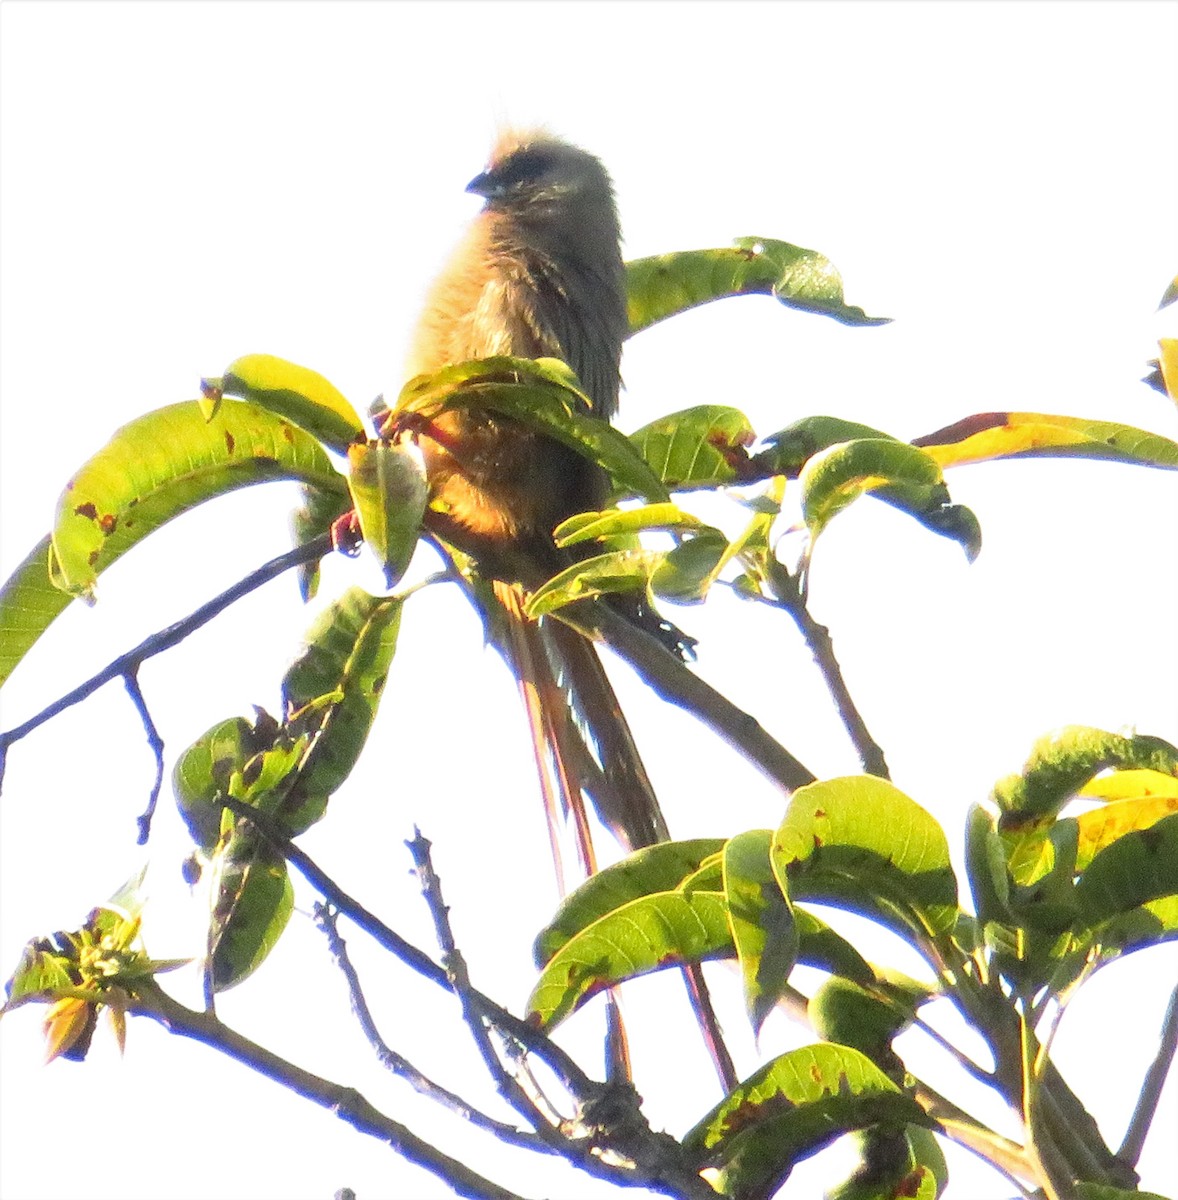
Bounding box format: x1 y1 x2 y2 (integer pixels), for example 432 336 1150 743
524 549 666 618
553 502 710 548
49 399 348 601
628 406 757 488
682 1043 929 1199
0 536 73 690
1048 895 1178 997
1005 819 1081 934
533 839 726 965
528 882 874 1030
826 1127 946 1200
290 483 352 603
625 239 891 335
173 715 274 851
1088 895 1178 958
526 890 735 1029
723 830 798 1036
213 353 365 454
346 441 427 588
1076 795 1178 871
650 528 732 603
760 417 902 476
396 356 669 503
773 776 960 946
993 727 1178 824
787 909 877 987
964 803 1012 924
915 412 1178 471
3 939 75 1010
800 438 979 561
207 826 294 992
1074 813 1178 928
281 588 404 802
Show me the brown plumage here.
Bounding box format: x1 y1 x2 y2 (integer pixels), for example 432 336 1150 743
406 130 628 579
402 130 667 854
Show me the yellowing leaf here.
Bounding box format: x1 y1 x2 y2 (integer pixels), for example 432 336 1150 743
1079 769 1178 803
218 353 365 453
1076 796 1178 871
916 412 1178 470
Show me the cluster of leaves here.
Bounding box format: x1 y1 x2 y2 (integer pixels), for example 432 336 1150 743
527 738 1178 1196
2 877 184 1063
2 240 1177 1199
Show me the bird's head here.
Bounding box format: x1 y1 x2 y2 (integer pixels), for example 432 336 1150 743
466 130 617 221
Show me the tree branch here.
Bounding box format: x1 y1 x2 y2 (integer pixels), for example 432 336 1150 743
407 830 567 1147
125 669 166 843
574 601 817 792
1118 979 1178 1168
314 902 549 1152
131 981 527 1200
0 534 333 795
760 559 889 778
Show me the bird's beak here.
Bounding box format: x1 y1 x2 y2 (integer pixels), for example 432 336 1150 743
465 170 503 199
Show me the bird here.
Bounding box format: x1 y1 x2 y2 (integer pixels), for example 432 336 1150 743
396 133 735 1091
399 129 671 864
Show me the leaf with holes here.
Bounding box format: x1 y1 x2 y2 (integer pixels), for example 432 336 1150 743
49 399 348 602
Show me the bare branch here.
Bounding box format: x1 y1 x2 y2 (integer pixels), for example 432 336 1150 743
0 534 333 798
407 830 563 1144
218 797 595 1095
760 559 889 778
125 670 166 843
1118 979 1178 1167
314 902 550 1152
131 981 528 1200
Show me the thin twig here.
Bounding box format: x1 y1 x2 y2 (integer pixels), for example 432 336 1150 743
221 802 714 1198
761 559 889 778
314 902 550 1152
0 534 333 767
1119 979 1178 1166
406 829 561 1144
131 981 528 1200
125 670 165 844
217 797 595 1096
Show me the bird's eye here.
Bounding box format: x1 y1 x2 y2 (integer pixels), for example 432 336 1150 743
491 147 558 191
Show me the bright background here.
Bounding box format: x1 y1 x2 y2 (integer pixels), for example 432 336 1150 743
2 3 1176 1198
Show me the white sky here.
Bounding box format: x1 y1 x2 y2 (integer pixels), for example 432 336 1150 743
1 3 1176 1198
